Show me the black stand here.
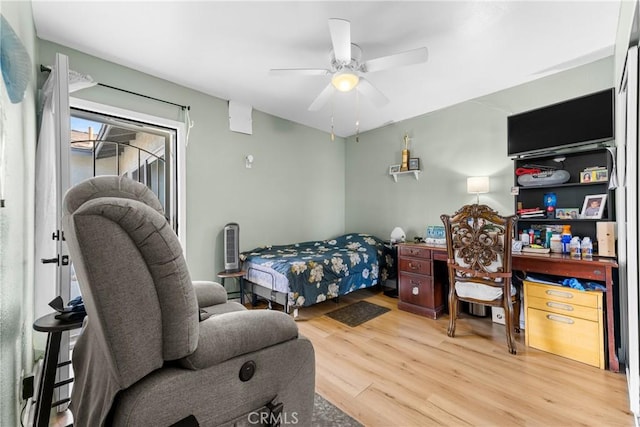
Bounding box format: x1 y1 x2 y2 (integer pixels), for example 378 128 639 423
33 312 84 427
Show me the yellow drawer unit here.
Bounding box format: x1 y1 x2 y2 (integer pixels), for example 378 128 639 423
524 280 604 369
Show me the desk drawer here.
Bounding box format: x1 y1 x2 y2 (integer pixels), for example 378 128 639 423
526 295 600 322
399 272 435 308
525 281 601 309
399 245 431 260
399 258 432 276
527 307 604 368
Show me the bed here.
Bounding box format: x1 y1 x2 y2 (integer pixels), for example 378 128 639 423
240 233 395 314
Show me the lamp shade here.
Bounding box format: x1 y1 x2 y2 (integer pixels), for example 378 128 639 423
467 176 490 194
331 71 359 92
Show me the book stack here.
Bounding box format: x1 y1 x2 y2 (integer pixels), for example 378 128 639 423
518 207 546 219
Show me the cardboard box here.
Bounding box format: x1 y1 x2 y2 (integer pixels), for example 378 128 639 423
491 307 505 325
597 221 616 257
491 305 526 330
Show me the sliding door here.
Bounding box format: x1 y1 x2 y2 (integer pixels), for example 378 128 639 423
618 44 639 418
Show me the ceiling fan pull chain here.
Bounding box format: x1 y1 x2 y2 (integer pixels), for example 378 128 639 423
355 91 360 143
330 94 335 142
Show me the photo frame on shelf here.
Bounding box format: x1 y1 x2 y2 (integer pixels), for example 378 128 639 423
555 208 580 219
581 194 607 219
389 164 401 174
408 158 420 170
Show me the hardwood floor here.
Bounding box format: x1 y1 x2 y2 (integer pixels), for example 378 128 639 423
51 288 633 426
293 288 634 427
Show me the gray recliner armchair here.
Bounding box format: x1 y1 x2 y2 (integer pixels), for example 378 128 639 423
62 176 315 426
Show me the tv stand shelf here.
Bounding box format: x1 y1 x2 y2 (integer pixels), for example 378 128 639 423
513 147 615 241
517 181 608 191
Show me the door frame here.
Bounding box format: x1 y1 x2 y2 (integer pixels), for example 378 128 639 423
68 97 188 251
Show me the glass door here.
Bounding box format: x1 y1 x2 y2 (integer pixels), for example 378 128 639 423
66 108 178 302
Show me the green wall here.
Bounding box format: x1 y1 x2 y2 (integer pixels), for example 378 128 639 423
38 40 614 280
344 57 614 241
37 40 347 282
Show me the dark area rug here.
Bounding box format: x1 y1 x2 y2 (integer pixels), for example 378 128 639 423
325 300 390 327
312 393 362 427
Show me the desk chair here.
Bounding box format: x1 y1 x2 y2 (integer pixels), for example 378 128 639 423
63 176 315 426
440 204 520 354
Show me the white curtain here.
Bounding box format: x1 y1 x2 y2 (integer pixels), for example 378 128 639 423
34 67 94 320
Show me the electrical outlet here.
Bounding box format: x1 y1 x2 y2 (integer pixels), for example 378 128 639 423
22 375 34 400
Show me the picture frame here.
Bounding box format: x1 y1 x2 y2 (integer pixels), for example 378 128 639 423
555 208 580 219
581 194 607 219
389 164 401 174
408 158 420 171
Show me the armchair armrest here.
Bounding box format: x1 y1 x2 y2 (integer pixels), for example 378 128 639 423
179 310 298 370
192 280 228 307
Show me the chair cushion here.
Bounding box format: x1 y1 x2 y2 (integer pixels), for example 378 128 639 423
455 281 517 301
180 310 299 370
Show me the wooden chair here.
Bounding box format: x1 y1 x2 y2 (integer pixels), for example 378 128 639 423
440 204 520 354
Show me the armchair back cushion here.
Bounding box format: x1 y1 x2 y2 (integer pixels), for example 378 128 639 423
63 177 200 424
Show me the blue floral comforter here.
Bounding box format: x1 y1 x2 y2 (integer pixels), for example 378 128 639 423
241 233 393 308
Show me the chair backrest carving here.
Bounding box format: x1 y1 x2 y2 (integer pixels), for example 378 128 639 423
441 204 517 288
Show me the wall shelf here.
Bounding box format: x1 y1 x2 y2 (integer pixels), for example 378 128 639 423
390 170 421 182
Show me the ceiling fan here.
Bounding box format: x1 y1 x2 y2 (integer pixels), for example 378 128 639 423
270 18 428 112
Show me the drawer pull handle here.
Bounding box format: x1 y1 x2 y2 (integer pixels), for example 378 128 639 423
546 301 574 311
410 249 420 255
410 280 422 286
409 262 420 270
546 314 574 324
593 270 603 276
545 289 573 299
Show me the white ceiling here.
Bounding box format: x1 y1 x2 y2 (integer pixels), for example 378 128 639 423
31 1 621 137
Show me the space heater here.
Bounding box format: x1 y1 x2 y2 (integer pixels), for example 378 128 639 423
224 223 240 273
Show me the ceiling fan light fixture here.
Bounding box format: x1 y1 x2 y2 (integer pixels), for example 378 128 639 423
331 71 359 92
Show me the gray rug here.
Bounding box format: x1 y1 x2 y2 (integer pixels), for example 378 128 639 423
313 393 362 427
325 300 391 327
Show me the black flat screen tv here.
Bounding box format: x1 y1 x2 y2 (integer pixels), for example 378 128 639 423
507 88 614 157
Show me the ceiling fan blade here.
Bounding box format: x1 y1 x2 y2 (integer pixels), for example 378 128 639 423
308 83 335 111
364 47 428 73
269 68 330 76
356 77 389 107
328 18 351 63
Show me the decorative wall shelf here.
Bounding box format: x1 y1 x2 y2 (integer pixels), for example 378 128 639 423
390 170 421 182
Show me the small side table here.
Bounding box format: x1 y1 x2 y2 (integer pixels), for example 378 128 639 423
217 270 247 304
33 312 84 427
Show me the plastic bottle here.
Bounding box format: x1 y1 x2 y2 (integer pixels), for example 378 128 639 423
581 237 593 260
561 225 572 254
570 236 581 259
545 227 552 248
550 234 562 253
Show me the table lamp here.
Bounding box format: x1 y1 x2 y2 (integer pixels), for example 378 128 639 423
467 176 490 204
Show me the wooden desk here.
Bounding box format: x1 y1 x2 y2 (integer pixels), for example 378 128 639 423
397 243 619 371
512 252 619 372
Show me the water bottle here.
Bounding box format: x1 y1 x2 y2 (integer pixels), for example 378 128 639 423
581 237 593 260
570 236 581 259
